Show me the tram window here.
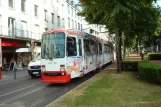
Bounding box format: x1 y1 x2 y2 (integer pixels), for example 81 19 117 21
95 43 98 54
90 40 95 54
78 39 82 56
67 37 77 56
104 44 107 53
104 44 110 53
84 40 90 55
99 43 102 54
107 46 110 53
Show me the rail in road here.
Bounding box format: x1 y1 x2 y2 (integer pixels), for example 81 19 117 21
0 63 113 107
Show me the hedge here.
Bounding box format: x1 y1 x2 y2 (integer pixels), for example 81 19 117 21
121 61 138 72
138 61 161 84
148 53 161 60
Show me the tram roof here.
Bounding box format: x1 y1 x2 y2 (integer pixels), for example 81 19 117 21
43 29 111 43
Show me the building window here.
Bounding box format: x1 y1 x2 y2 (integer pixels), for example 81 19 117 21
21 21 27 37
34 5 38 17
62 18 65 27
45 28 48 31
57 16 60 26
75 21 77 29
72 20 74 28
62 4 64 12
51 13 54 24
78 23 80 30
44 9 48 21
34 25 40 39
81 24 82 30
71 7 73 16
68 5 70 14
21 0 26 12
9 0 14 8
8 17 15 36
68 17 70 28
99 27 101 32
51 0 54 7
56 0 59 10
75 10 76 18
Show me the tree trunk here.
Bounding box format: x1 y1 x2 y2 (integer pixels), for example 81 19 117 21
115 17 121 73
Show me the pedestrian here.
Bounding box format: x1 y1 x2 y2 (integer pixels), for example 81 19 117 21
141 49 144 60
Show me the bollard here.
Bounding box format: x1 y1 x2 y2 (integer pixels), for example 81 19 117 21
0 67 2 80
14 68 16 79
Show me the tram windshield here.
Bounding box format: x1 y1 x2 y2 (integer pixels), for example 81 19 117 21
41 32 65 59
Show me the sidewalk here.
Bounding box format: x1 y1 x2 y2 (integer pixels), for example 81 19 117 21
127 53 161 66
1 68 28 81
125 53 142 61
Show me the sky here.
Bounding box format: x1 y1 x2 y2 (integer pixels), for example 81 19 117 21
156 0 161 6
73 0 79 3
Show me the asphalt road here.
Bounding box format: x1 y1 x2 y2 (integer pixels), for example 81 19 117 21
0 63 112 107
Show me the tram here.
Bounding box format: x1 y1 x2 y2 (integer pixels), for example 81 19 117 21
41 29 114 83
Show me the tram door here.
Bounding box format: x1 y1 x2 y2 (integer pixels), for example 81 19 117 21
78 38 83 74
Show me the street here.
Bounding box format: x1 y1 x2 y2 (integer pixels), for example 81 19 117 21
0 68 104 107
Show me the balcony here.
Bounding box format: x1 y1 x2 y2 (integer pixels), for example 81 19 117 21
0 26 41 41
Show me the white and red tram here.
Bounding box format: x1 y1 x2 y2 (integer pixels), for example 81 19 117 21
41 29 114 83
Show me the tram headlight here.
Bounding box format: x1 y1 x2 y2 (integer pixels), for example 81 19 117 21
42 65 46 72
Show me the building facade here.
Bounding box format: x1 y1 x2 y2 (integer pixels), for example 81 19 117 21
0 0 106 68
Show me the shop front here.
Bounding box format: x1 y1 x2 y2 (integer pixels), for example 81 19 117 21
2 39 31 70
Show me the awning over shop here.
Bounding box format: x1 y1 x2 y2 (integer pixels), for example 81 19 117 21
15 48 31 53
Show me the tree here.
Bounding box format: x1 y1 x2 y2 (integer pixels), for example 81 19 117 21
79 0 160 73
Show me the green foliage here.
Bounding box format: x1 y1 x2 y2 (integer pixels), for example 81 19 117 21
148 53 161 60
79 0 161 72
79 0 161 48
139 61 161 84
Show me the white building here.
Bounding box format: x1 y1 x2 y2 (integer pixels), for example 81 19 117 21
0 0 109 66
0 0 102 40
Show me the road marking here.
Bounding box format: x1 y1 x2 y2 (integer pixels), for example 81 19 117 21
0 77 30 86
0 85 47 104
0 85 34 98
2 76 7 78
46 63 114 107
29 98 44 107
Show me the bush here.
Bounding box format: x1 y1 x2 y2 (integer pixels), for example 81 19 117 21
121 61 138 72
139 61 161 84
148 53 161 60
